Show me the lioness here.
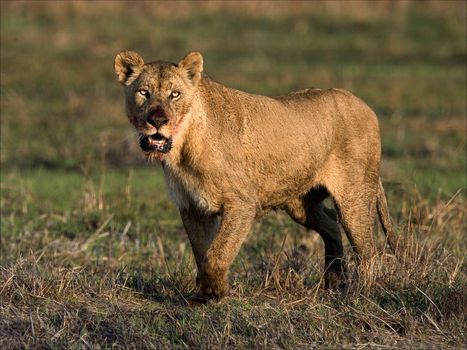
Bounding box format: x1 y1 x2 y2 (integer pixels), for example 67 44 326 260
114 51 397 299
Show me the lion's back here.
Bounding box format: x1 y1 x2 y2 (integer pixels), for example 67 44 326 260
275 87 378 130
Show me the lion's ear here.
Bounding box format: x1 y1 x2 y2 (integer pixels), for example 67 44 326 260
178 51 203 83
114 51 144 85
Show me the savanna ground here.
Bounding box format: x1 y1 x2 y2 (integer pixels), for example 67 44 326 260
0 1 466 349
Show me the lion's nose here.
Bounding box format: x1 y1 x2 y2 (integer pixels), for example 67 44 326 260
147 114 168 129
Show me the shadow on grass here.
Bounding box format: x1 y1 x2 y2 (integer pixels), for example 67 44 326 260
117 268 199 306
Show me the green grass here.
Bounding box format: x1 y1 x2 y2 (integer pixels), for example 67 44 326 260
1 2 466 349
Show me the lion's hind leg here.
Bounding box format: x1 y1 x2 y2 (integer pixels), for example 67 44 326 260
285 189 347 289
331 183 378 276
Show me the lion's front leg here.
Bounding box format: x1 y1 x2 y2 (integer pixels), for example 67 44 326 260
180 207 219 284
197 202 256 299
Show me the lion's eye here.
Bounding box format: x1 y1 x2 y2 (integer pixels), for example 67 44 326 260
170 91 181 99
138 89 149 98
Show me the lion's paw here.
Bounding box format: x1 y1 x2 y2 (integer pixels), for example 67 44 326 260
196 268 229 300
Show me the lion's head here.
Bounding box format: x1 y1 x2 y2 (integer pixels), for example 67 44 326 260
114 51 203 157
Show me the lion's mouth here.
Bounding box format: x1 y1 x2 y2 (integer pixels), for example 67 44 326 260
139 133 173 154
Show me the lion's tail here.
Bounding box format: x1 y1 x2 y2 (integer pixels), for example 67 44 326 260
376 178 399 254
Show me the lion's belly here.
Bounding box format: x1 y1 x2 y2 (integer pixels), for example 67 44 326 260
244 138 326 207
255 165 320 208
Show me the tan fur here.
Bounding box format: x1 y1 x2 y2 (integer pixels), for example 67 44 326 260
114 50 397 299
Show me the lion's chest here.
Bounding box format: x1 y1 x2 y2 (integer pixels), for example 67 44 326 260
162 164 220 213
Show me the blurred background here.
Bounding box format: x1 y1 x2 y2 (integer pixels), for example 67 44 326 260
1 0 465 211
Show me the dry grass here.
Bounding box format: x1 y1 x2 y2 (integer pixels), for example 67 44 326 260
1 174 465 348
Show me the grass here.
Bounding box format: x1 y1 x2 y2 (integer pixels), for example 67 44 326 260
1 1 466 349
1 169 465 348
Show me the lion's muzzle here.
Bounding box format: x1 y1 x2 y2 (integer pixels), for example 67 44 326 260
146 106 169 129
139 133 173 154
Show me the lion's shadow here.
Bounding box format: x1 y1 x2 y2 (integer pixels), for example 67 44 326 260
116 271 205 306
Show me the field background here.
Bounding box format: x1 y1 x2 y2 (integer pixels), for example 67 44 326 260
1 1 466 349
